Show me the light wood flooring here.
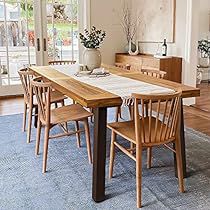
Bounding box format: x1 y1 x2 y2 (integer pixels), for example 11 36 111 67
1 83 210 136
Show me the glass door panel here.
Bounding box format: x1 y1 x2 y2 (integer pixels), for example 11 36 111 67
45 0 79 62
0 0 35 95
0 0 79 96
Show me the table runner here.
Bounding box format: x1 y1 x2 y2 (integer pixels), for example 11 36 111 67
53 65 175 106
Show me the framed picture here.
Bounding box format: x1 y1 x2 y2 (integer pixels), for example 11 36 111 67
136 0 176 43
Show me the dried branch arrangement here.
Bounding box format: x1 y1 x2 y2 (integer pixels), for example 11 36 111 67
120 1 141 43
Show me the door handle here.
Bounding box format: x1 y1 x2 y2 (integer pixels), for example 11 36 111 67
37 38 40 51
43 38 47 51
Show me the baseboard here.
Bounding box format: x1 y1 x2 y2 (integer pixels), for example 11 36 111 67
0 94 24 99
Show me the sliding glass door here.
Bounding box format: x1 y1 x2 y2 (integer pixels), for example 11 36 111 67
34 0 79 66
0 0 35 95
44 0 79 64
0 0 79 96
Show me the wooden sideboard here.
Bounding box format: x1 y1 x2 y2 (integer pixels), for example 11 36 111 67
115 53 182 83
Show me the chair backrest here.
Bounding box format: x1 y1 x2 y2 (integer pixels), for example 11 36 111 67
49 60 76 65
18 68 34 103
31 77 51 124
141 68 167 79
130 64 142 71
132 90 182 146
115 62 131 70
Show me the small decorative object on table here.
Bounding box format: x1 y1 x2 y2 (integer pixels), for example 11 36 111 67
79 26 106 71
162 38 167 56
75 67 110 78
128 39 139 55
90 68 110 78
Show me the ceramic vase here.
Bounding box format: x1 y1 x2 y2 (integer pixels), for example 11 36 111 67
83 48 101 71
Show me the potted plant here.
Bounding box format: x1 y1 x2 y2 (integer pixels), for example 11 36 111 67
79 26 106 71
198 39 210 66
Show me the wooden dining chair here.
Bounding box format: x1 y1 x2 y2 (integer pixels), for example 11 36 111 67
115 67 167 122
139 68 167 163
48 60 76 65
49 60 94 124
115 62 131 70
18 68 66 143
108 90 184 208
31 77 93 173
141 68 167 79
115 63 131 120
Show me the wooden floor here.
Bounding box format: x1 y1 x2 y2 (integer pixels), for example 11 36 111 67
1 83 210 136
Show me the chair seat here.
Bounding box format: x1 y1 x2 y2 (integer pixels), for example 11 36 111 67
50 90 67 103
27 90 66 106
49 104 93 125
107 117 173 146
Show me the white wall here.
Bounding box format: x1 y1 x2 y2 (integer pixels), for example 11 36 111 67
199 0 210 40
137 0 187 59
89 0 127 64
137 0 189 81
133 0 201 105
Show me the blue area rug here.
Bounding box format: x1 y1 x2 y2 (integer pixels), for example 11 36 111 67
1 108 210 210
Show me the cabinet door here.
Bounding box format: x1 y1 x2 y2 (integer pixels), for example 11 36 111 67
160 58 182 83
141 57 160 69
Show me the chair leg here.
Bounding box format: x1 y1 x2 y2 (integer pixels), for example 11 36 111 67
61 99 65 106
90 108 94 123
26 105 33 143
109 130 116 179
136 145 142 208
130 142 134 155
75 121 81 148
145 103 149 117
128 105 134 120
22 102 27 132
35 115 41 156
147 147 152 169
42 126 50 173
175 139 185 193
115 106 121 122
84 119 92 164
61 100 68 130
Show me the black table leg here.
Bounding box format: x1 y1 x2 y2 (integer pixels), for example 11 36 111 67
34 107 38 128
92 107 107 202
174 99 187 178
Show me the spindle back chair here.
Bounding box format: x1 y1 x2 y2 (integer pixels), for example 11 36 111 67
108 90 184 208
115 62 131 70
31 77 93 173
18 68 66 143
49 60 76 65
18 68 34 104
141 68 167 79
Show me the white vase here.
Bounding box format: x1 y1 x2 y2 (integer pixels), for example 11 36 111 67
83 48 101 71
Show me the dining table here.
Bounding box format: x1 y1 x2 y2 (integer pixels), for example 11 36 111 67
29 63 200 203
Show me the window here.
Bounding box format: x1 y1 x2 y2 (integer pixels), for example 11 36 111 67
0 5 4 18
9 11 18 20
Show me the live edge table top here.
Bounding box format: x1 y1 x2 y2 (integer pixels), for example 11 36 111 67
29 64 200 108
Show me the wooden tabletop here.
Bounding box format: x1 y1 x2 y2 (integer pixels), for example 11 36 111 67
29 64 200 108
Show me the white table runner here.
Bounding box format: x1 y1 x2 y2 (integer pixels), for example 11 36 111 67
53 64 175 106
